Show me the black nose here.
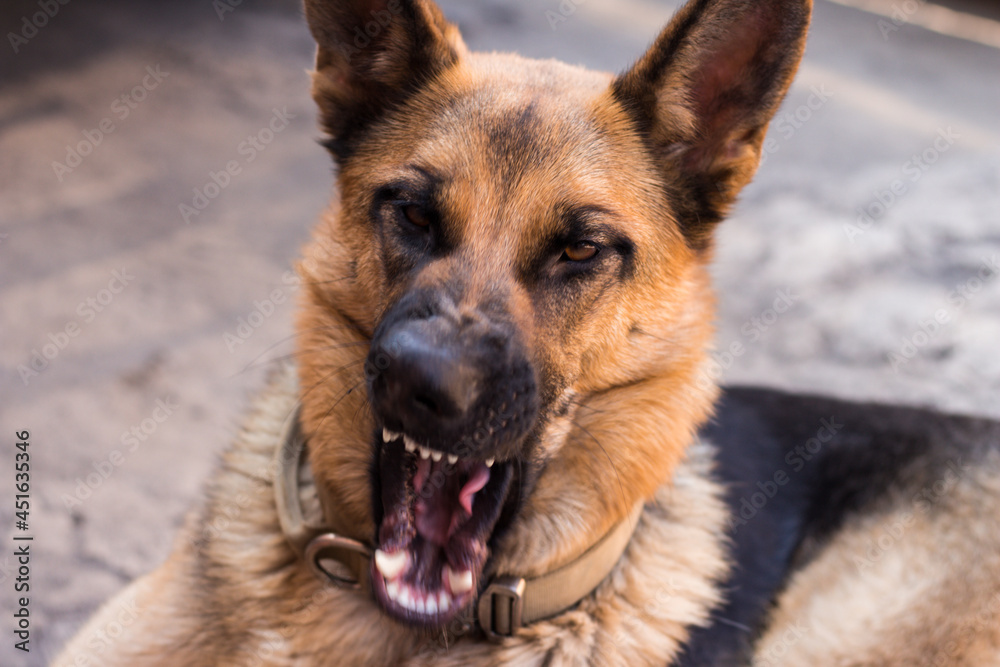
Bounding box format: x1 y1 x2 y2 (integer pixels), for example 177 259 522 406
369 319 483 436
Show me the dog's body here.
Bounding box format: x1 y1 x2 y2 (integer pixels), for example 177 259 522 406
55 0 1000 664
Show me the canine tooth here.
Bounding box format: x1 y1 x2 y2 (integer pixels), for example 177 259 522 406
431 449 443 462
447 454 459 465
404 436 418 453
374 549 407 581
446 566 474 594
383 428 399 443
386 581 400 601
416 596 427 614
485 458 495 468
419 446 431 460
439 591 451 611
426 594 438 615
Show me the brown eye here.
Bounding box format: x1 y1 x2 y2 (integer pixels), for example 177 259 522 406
402 204 431 228
563 241 599 262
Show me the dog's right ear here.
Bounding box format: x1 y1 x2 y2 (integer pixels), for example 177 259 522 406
304 0 465 160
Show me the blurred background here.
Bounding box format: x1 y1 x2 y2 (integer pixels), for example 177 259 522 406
1 0 998 662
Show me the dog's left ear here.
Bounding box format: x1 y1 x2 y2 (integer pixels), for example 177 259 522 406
613 0 812 250
304 0 466 160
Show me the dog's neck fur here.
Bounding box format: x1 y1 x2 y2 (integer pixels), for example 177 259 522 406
182 365 730 665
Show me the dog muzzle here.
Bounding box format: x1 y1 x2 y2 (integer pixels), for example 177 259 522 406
273 404 644 641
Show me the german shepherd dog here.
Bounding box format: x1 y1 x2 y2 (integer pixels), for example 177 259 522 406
56 0 1000 664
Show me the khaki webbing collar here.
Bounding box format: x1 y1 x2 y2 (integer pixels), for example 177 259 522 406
274 405 644 641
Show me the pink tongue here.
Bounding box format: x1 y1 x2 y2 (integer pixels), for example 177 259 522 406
413 463 491 546
459 465 490 515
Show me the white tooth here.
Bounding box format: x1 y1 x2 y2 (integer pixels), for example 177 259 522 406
447 454 459 465
419 446 431 460
439 591 451 611
374 549 407 581
426 595 438 615
400 586 413 609
416 597 427 614
386 581 400 601
404 436 418 453
446 566 474 594
383 428 398 443
485 458 495 468
431 449 443 462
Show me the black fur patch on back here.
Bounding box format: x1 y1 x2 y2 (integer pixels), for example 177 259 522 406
676 386 1000 666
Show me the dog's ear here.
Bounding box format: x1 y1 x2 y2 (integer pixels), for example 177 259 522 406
613 0 811 250
303 0 465 160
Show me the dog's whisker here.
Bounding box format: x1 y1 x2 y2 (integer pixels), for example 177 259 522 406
226 324 368 378
296 360 366 408
564 397 609 416
349 395 373 430
311 379 366 436
571 419 629 516
295 275 355 287
629 327 670 343
239 342 370 375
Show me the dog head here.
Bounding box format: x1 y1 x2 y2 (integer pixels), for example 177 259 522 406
296 0 810 629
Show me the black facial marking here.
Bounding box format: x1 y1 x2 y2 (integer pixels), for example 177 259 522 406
369 168 460 282
484 101 547 188
521 204 635 286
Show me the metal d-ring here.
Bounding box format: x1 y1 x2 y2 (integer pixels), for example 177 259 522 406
304 533 373 590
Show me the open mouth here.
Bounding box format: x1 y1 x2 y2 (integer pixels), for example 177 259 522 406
371 428 514 626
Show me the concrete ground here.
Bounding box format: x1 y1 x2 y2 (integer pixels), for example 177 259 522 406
1 0 998 663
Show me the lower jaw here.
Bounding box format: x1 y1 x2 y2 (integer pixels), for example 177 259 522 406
371 458 516 628
372 565 476 627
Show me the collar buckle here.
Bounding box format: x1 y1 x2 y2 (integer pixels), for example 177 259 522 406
477 576 526 641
